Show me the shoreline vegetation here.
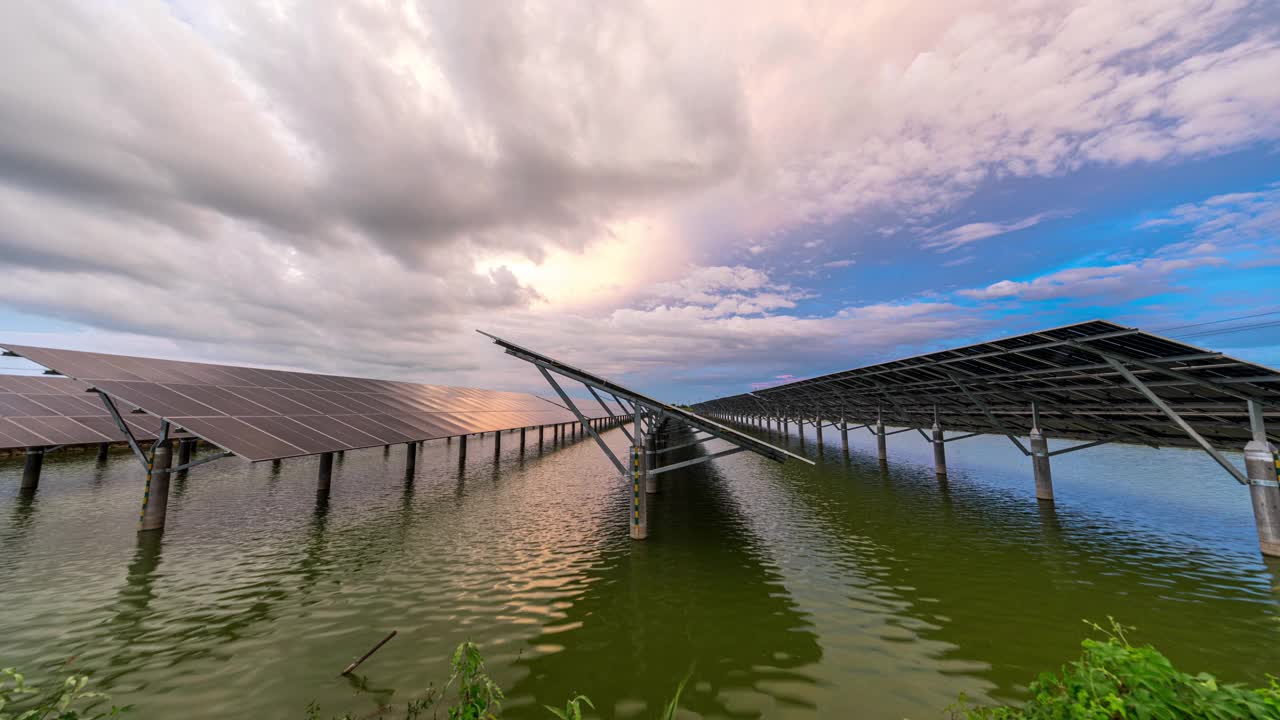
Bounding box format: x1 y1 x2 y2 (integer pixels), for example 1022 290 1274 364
4 622 1278 719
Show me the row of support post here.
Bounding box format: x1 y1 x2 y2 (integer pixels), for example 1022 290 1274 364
308 418 623 494
709 399 1279 557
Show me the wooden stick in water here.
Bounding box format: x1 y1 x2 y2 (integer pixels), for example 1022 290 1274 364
341 630 397 676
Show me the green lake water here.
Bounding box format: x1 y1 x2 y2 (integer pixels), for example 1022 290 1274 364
2 424 1278 718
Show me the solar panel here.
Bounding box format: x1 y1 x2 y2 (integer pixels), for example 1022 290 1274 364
0 344 617 461
691 320 1280 451
478 331 812 466
0 375 165 450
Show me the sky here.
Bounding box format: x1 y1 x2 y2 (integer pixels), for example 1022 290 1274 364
0 0 1278 404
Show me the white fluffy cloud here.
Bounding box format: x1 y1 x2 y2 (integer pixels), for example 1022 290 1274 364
1 0 1278 398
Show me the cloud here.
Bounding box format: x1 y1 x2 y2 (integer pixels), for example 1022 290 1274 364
959 256 1225 302
1 1 1278 401
1139 182 1280 252
751 374 800 390
924 212 1061 252
823 259 857 268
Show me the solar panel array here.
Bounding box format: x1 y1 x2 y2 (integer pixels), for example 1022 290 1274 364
693 320 1280 450
0 375 164 449
479 331 813 465
0 344 614 461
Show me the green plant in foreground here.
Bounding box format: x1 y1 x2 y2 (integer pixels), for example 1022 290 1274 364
19 623 1280 719
952 619 1280 719
0 667 130 720
444 641 505 720
545 694 594 720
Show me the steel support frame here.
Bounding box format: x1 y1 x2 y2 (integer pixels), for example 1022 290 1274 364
1047 438 1115 457
493 347 800 466
649 447 746 476
1105 358 1249 485
948 376 1032 456
587 385 633 444
537 366 628 476
97 390 232 475
655 435 719 454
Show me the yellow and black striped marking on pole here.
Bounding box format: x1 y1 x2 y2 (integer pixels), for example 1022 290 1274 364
138 461 154 528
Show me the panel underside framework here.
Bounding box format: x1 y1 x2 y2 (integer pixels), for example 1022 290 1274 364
693 320 1280 451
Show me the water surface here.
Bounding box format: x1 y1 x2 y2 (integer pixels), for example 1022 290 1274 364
2 423 1278 718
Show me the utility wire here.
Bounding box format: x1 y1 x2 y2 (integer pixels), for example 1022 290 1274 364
1170 319 1280 341
1152 309 1280 334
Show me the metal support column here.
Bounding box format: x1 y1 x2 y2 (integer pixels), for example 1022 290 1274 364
97 442 109 462
646 431 661 494
139 440 173 531
539 425 545 447
875 419 887 463
630 413 648 541
1246 399 1280 556
318 452 334 494
931 431 948 475
406 442 417 473
459 435 468 463
494 430 501 459
816 417 823 448
841 418 849 452
21 447 43 491
520 427 526 452
932 409 947 477
177 438 194 467
1030 403 1053 502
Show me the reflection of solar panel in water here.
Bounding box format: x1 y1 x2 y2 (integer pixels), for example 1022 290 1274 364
0 375 163 449
0 344 613 461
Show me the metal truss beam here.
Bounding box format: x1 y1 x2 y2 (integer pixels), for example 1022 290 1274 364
948 375 1031 456
537 366 627 476
1105 358 1248 485
656 435 718 454
588 385 633 444
650 447 746 476
1048 438 1115 457
171 451 234 473
97 390 150 469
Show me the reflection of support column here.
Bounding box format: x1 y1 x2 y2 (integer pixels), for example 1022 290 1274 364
1246 400 1280 557
139 441 173 531
21 447 43 491
318 452 334 494
97 442 110 462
